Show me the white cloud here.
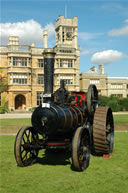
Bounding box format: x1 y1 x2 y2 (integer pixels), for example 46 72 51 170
108 25 128 36
81 50 92 56
44 23 55 37
101 3 128 17
124 19 128 23
78 32 103 41
91 50 125 64
0 19 55 46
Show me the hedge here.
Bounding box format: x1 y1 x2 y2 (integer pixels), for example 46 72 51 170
0 97 8 114
98 95 128 112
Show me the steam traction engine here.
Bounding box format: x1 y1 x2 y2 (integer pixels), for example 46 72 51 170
14 50 114 171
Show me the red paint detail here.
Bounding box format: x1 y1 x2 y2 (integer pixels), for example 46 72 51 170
75 96 78 101
71 92 86 100
70 91 86 106
46 142 70 146
81 93 86 100
103 154 110 158
23 144 28 149
38 141 44 145
79 99 82 106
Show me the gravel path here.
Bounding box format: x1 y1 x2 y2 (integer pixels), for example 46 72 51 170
0 113 32 119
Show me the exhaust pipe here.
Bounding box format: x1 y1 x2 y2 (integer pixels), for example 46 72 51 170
43 49 55 103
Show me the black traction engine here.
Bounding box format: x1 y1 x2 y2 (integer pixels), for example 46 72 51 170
14 50 114 171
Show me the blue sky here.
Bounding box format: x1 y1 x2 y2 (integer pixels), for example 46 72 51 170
0 0 128 77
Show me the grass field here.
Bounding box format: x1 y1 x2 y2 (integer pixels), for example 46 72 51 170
0 133 128 193
0 118 31 134
0 114 128 134
114 114 128 123
113 114 128 131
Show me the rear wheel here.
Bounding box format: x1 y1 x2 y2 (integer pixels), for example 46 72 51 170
14 127 39 167
72 127 90 171
93 107 114 155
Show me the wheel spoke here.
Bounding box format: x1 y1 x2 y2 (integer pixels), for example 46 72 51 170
25 131 30 143
22 136 26 144
22 151 29 160
21 149 25 155
28 130 30 138
106 124 111 133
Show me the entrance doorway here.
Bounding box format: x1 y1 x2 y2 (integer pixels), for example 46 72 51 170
15 94 26 110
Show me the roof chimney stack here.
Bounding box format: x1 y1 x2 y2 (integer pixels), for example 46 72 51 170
43 30 48 48
99 64 104 74
90 66 97 73
8 36 19 46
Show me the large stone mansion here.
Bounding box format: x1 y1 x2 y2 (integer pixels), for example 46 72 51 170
0 15 80 111
80 65 128 98
0 15 128 111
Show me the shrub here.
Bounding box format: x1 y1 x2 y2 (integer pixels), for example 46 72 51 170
98 95 128 112
118 98 128 111
31 107 37 112
0 97 8 114
108 100 120 112
98 95 109 107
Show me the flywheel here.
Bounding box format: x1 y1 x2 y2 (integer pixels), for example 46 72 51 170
87 84 98 116
93 107 114 156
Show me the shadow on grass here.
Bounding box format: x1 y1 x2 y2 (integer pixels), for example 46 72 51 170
37 150 71 166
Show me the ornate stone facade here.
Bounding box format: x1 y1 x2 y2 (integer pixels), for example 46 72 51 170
107 77 128 97
80 65 128 97
0 15 80 111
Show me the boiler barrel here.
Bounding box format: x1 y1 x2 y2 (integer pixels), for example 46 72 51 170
31 105 83 136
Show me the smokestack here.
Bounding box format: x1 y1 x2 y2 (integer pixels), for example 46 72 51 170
99 64 104 74
43 49 55 103
43 30 48 48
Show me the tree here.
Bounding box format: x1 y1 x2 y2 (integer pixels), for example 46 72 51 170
0 70 8 93
0 70 8 113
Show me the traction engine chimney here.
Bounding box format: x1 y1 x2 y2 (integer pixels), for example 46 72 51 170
43 49 55 103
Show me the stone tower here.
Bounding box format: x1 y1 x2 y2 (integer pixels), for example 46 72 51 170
55 15 78 49
54 15 80 91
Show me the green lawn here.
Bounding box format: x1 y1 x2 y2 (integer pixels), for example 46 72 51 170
113 114 128 123
0 114 128 134
113 115 128 131
0 133 128 193
0 118 31 134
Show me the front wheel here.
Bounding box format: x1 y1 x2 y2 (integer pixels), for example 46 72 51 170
14 126 39 167
72 127 91 171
